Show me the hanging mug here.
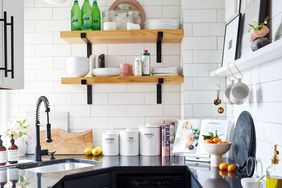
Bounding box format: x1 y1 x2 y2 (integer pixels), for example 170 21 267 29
230 78 249 105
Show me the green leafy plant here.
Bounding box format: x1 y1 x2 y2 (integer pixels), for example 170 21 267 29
4 119 29 140
248 17 269 32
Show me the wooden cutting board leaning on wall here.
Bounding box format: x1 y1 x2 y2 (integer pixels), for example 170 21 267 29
40 128 93 154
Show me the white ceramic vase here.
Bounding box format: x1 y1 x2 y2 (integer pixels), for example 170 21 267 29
15 137 27 157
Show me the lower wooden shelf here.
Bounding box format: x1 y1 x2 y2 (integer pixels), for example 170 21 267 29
61 75 184 84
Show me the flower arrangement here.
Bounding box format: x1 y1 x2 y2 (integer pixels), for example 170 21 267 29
4 119 29 140
249 17 269 42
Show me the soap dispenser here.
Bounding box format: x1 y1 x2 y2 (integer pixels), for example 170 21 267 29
266 145 282 188
0 136 7 166
7 135 18 164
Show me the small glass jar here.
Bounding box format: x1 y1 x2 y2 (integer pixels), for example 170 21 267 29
127 11 141 30
102 10 117 30
116 3 131 30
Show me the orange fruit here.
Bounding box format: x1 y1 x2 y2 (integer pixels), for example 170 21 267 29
217 141 222 144
205 139 214 143
219 170 228 177
219 162 228 170
212 138 221 144
227 164 236 172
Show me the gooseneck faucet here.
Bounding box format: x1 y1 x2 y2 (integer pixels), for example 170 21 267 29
35 96 53 162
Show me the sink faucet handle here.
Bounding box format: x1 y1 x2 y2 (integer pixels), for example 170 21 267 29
49 150 56 160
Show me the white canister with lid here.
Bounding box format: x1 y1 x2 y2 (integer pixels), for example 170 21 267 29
102 130 119 156
139 124 161 156
120 129 139 156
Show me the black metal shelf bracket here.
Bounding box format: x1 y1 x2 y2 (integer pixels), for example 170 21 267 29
81 33 93 105
157 78 164 104
157 31 163 63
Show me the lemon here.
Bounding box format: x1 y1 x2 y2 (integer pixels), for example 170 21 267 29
92 146 103 156
84 148 93 156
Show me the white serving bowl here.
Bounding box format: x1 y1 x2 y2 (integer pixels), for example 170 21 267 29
66 57 89 77
241 177 261 188
92 68 121 77
203 142 231 167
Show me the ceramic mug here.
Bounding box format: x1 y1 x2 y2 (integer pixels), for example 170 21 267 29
241 177 261 188
224 80 234 104
230 78 249 105
120 64 133 76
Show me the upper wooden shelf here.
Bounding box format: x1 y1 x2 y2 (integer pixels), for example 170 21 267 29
60 29 184 44
61 75 184 85
211 38 282 77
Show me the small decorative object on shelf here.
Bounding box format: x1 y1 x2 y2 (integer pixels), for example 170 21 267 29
4 119 29 157
7 134 18 164
142 50 151 76
249 17 271 51
0 135 7 166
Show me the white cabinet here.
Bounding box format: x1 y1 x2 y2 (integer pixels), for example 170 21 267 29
0 0 24 89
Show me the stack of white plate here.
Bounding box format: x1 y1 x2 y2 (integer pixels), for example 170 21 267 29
152 67 179 76
145 19 180 30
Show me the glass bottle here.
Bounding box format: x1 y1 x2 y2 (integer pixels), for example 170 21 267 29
266 145 282 188
91 0 101 30
0 168 7 188
71 0 82 31
81 0 92 30
7 135 18 164
0 136 7 166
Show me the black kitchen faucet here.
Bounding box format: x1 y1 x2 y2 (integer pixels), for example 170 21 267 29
35 96 53 162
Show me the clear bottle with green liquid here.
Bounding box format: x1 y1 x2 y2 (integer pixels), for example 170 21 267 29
71 0 82 31
92 0 101 30
82 0 92 30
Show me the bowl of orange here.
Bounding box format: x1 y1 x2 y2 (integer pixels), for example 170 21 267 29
202 131 231 167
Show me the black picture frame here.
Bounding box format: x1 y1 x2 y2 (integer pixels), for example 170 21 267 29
221 14 242 68
237 0 268 58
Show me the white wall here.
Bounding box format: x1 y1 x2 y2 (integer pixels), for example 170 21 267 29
181 0 226 119
6 0 182 146
227 0 282 170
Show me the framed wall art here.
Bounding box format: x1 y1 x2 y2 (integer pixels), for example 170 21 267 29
221 14 241 67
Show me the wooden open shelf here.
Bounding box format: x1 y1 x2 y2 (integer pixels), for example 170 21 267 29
61 75 184 85
60 29 184 44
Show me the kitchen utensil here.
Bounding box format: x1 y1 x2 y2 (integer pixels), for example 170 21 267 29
218 107 224 114
92 68 121 76
203 142 232 167
120 129 139 156
110 0 146 28
224 80 234 104
230 78 250 105
232 111 256 172
102 130 119 156
40 129 93 154
214 90 221 105
66 57 89 77
241 177 262 188
139 124 161 156
120 64 133 76
85 54 96 77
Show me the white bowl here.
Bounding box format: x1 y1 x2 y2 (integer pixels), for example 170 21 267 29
203 142 231 167
92 68 121 77
241 177 261 188
66 57 89 77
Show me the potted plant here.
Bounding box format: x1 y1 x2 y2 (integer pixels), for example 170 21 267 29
249 17 271 51
4 119 29 156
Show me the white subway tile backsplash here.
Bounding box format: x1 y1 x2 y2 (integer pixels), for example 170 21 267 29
108 117 144 129
25 33 53 45
35 20 70 32
183 10 217 23
163 105 180 116
144 0 180 6
25 8 53 20
143 6 163 18
55 105 91 118
35 45 71 57
193 23 225 36
163 6 180 18
71 93 108 105
182 37 217 50
72 118 109 130
24 0 35 8
109 93 144 104
127 105 163 116
35 0 70 8
53 8 70 20
91 105 127 117
183 63 218 77
193 50 222 63
183 0 225 9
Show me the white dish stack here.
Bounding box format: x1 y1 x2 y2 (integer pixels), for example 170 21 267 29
145 18 179 30
152 67 179 76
